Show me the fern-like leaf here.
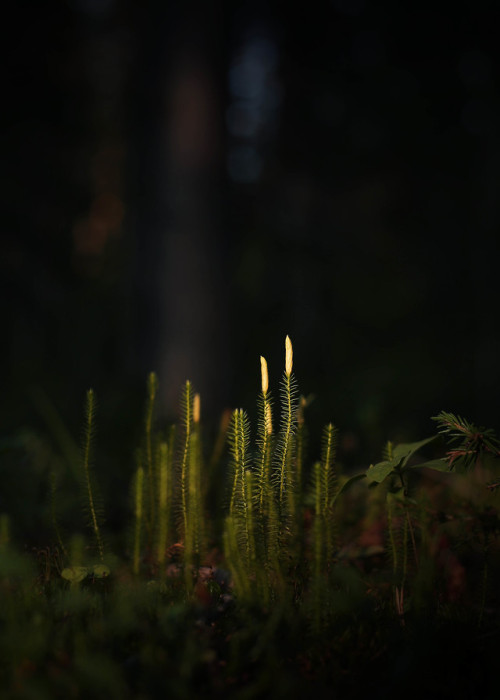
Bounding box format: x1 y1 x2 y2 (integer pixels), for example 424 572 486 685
432 411 500 470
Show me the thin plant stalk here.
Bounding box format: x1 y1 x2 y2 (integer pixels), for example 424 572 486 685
82 389 104 563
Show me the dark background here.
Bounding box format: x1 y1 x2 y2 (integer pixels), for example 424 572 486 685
3 0 500 479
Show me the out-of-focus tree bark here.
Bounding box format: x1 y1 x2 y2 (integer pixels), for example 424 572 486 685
161 49 228 414
131 2 229 417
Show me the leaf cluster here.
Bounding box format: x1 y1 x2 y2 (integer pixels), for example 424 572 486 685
432 411 500 471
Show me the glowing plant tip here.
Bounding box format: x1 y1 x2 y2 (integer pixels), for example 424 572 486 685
265 403 272 435
285 335 293 376
260 356 269 394
193 393 201 424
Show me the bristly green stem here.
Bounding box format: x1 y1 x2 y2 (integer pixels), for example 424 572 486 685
229 409 241 517
279 372 293 506
179 381 193 541
256 356 273 521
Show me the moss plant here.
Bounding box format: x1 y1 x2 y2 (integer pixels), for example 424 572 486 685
243 470 257 568
81 389 104 564
321 423 338 567
255 356 273 528
52 340 500 621
3 336 500 698
144 372 158 541
223 515 251 601
273 336 299 519
186 393 203 568
295 396 307 495
155 442 170 570
178 380 193 549
132 464 144 576
311 461 325 632
227 408 252 521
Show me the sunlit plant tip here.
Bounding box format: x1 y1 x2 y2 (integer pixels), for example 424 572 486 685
193 393 201 424
285 335 293 376
260 356 269 394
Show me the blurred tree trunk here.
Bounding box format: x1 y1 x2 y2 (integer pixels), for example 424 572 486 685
131 2 230 418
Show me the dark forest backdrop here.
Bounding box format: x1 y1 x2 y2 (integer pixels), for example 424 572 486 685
3 0 500 474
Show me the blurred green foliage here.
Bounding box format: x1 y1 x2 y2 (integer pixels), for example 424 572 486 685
1 340 500 697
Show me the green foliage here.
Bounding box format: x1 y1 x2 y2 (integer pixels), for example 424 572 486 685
365 435 439 486
2 337 500 697
227 408 252 520
61 563 110 584
185 411 203 573
433 410 500 471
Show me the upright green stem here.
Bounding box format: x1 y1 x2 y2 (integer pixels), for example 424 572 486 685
179 381 193 541
229 410 242 517
145 372 158 538
312 461 324 633
322 423 337 564
82 389 104 563
156 443 170 567
257 392 273 519
278 373 293 506
133 465 144 575
244 470 256 568
399 468 419 569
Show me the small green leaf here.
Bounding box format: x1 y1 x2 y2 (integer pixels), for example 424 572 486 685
393 436 438 468
61 566 89 583
92 564 110 578
366 461 398 483
366 436 439 485
408 458 451 473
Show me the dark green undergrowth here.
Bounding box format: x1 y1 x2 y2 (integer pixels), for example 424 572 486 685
1 337 500 699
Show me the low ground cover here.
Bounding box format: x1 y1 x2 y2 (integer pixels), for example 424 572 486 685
1 338 499 698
